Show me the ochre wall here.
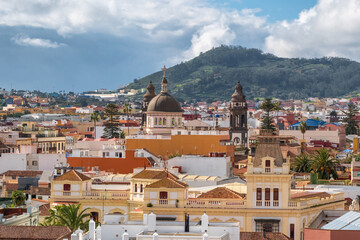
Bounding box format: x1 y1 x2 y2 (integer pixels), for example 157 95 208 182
126 135 234 160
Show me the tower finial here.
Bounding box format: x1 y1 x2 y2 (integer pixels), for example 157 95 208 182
162 65 167 78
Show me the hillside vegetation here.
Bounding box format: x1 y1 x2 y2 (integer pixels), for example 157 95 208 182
127 46 360 102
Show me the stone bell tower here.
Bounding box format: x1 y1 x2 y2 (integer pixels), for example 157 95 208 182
229 81 248 148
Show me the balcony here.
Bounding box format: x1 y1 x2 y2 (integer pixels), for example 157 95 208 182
256 200 262 206
273 201 279 207
264 201 271 206
52 190 129 200
159 199 168 205
186 199 246 209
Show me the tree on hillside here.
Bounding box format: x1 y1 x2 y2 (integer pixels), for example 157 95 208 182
311 148 339 180
260 98 280 134
299 121 307 140
90 112 100 138
123 102 132 136
42 204 90 231
103 103 121 138
12 190 26 206
343 102 359 135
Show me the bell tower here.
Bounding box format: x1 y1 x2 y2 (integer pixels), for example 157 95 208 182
141 81 156 126
229 81 248 147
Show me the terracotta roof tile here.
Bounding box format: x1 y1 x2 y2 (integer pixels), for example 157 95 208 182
0 225 72 239
240 232 290 240
39 203 51 216
132 169 178 180
290 191 331 200
146 178 188 189
1 170 43 177
54 169 91 181
197 187 245 199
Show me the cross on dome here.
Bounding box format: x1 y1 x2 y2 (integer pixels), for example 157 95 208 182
162 65 167 78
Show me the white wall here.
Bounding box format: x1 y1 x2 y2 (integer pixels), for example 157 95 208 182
38 154 66 171
167 156 230 178
0 153 27 173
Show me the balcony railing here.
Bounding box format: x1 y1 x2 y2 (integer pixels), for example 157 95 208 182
273 201 279 207
159 199 168 205
264 200 271 206
186 199 246 209
256 200 262 206
53 190 129 200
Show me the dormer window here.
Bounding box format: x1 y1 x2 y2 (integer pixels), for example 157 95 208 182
63 184 71 191
265 160 271 173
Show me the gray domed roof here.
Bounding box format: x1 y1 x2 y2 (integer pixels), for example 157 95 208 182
147 92 183 112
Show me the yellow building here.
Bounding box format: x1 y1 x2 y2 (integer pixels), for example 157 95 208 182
50 131 344 239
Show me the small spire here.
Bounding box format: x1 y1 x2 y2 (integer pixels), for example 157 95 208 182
162 65 167 78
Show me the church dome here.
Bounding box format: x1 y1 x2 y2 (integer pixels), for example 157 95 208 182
143 81 156 102
147 92 183 113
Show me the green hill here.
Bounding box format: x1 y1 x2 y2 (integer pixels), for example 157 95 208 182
127 45 360 102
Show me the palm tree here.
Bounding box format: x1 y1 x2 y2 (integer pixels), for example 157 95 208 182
12 190 26 206
299 121 307 140
42 204 90 231
311 148 339 180
292 154 312 173
90 112 100 138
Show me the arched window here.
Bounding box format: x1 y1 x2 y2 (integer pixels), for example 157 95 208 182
154 117 157 125
265 160 271 172
163 118 166 125
159 118 162 125
134 184 138 192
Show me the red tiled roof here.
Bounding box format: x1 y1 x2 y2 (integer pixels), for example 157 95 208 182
0 225 72 239
54 170 91 181
146 178 188 189
290 191 331 199
1 170 43 177
240 232 290 240
197 187 245 199
132 169 178 180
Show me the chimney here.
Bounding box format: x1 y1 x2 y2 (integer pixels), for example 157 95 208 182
148 211 156 232
122 230 129 240
153 230 159 240
89 218 95 240
95 226 101 240
202 230 209 240
201 212 209 233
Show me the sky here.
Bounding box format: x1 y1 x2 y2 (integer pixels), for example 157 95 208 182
1 0 360 92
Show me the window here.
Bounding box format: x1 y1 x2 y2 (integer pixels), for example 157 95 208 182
32 161 37 166
159 191 168 199
159 118 162 125
265 160 271 172
178 118 181 126
255 220 280 232
163 118 166 125
115 152 122 158
134 184 138 192
256 188 262 200
140 184 143 193
63 184 71 191
171 118 175 126
290 224 295 239
265 188 270 200
274 188 279 201
154 117 157 125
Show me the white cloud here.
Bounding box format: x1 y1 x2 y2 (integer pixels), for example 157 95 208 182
12 35 65 48
0 0 267 61
265 0 360 60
